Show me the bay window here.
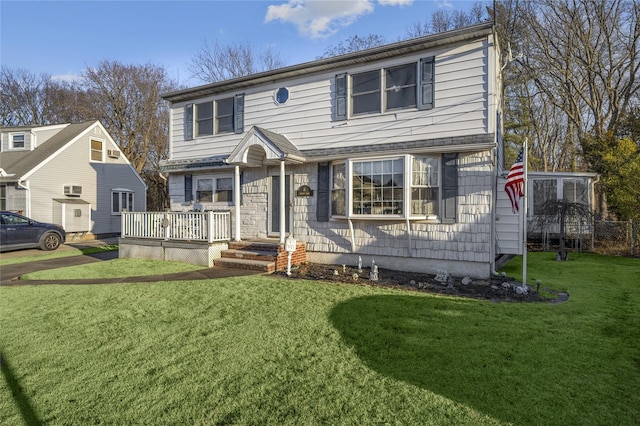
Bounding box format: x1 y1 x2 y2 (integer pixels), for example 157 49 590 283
326 154 454 220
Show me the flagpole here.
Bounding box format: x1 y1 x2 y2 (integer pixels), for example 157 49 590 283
522 138 528 287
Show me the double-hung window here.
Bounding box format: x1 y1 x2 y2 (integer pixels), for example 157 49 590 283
331 163 346 216
90 139 103 161
352 70 381 115
216 98 234 134
195 176 233 204
184 94 244 140
385 63 417 110
339 56 434 120
411 156 439 217
196 101 214 136
11 134 25 149
112 190 134 214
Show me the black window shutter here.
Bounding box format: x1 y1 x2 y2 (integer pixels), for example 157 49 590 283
442 153 457 222
184 174 193 203
335 73 347 120
317 163 330 222
234 94 244 134
184 104 194 140
419 57 435 110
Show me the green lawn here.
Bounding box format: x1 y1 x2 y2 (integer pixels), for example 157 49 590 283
21 258 204 280
1 253 638 425
0 245 119 267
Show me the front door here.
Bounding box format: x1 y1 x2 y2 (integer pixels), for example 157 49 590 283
270 175 291 235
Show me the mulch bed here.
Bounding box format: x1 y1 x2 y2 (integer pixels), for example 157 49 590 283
273 262 568 303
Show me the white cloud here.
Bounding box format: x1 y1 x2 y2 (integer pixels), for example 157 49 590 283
265 0 375 39
378 0 413 6
51 73 83 83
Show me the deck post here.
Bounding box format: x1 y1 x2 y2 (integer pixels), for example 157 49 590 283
280 160 286 244
234 165 241 241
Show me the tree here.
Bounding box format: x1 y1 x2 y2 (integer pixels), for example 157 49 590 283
317 34 387 59
0 67 51 126
406 1 489 38
518 0 639 143
189 40 285 83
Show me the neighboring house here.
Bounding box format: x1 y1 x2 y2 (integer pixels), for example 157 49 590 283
160 23 507 278
0 121 147 239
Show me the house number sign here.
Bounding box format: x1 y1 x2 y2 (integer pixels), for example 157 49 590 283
295 185 313 197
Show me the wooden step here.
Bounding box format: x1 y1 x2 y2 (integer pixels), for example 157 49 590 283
215 257 275 273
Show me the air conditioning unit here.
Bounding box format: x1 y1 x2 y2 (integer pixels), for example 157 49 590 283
64 185 82 196
107 149 120 158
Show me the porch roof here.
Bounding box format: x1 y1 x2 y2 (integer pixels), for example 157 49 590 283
225 126 305 166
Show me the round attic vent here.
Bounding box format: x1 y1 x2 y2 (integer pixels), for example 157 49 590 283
274 87 290 105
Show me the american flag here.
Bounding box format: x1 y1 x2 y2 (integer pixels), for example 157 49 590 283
505 147 524 213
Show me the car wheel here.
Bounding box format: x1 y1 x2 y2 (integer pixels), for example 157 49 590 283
40 233 62 251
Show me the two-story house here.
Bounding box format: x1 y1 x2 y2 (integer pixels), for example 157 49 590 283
160 22 507 278
0 121 147 239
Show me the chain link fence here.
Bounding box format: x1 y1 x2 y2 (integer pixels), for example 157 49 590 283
528 220 639 257
593 220 639 257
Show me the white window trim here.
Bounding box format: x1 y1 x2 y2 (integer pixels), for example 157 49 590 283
11 133 25 149
193 174 235 208
90 138 105 162
111 188 134 215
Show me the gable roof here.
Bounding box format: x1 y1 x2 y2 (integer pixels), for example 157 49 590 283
226 126 305 166
162 22 495 103
0 121 96 182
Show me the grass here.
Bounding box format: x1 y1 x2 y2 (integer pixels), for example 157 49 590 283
21 258 204 280
0 245 119 267
1 252 638 425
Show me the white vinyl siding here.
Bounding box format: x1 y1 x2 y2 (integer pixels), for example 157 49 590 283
167 39 491 162
23 125 146 234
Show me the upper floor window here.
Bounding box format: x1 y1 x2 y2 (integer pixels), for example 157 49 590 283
184 94 244 140
352 70 381 115
90 139 103 161
336 56 434 120
196 101 214 136
11 134 25 149
216 98 234 134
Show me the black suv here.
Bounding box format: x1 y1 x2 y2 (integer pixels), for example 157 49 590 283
0 211 66 252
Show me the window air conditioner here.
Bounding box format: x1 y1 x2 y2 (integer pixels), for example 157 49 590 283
107 149 120 158
64 185 82 196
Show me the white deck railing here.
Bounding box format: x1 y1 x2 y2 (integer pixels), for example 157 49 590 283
121 211 231 243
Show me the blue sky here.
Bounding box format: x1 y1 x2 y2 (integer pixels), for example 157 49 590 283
1 0 480 86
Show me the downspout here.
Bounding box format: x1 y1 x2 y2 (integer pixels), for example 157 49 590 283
490 148 500 276
17 180 30 217
347 218 356 252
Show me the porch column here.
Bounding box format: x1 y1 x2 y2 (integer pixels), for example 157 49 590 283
234 165 241 242
280 159 286 244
